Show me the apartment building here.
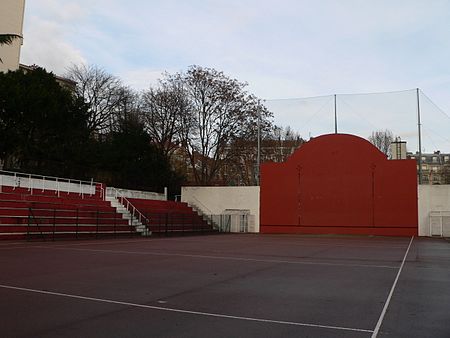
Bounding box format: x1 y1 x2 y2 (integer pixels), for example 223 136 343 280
408 151 450 184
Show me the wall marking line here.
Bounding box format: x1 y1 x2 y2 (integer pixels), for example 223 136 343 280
30 246 399 269
371 236 414 338
0 284 373 333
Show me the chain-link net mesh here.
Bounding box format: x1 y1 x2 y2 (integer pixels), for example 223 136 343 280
266 89 450 154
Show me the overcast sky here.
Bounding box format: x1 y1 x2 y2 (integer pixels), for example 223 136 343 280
21 0 450 151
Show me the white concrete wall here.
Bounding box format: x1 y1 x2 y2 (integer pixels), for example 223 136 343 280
0 0 25 72
106 187 166 201
181 186 260 232
182 185 450 237
0 173 96 195
418 185 450 236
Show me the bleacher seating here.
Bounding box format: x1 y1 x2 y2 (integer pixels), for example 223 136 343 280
0 186 134 240
127 198 216 235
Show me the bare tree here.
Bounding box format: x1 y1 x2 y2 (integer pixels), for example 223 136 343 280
223 125 304 184
66 64 126 134
173 66 272 185
266 125 305 162
141 77 190 158
113 86 141 131
368 129 394 157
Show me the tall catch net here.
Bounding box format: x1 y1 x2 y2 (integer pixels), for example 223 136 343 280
265 89 450 154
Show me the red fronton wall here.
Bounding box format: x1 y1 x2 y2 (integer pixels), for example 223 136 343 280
260 134 418 236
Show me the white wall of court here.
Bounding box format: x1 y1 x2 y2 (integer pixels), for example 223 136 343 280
106 187 166 201
182 184 450 237
418 185 450 236
181 186 260 233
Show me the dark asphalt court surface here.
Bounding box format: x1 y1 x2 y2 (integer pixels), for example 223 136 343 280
0 234 449 337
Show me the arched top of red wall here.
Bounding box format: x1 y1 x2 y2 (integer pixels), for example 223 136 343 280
286 133 387 166
260 133 418 236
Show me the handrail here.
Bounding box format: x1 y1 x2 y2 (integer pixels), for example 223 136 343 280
108 187 150 226
0 169 100 185
0 170 104 200
187 198 230 231
190 196 214 215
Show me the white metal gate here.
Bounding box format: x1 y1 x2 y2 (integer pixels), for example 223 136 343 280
224 209 251 233
429 211 450 237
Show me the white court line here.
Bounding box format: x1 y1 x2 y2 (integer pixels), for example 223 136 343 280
0 241 29 247
0 284 373 334
0 236 411 250
30 246 399 269
371 236 414 338
51 241 410 250
43 238 152 247
0 238 408 253
0 238 152 250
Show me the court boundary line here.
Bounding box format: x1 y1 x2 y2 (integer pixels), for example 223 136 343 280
0 241 32 247
371 236 414 338
43 238 412 250
0 283 373 334
0 235 412 250
30 245 399 269
0 238 149 250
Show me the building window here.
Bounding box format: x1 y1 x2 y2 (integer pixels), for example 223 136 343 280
432 157 438 163
445 156 449 162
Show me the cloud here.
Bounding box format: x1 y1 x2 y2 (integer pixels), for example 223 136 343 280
20 0 88 75
118 68 168 91
21 16 86 75
20 0 450 150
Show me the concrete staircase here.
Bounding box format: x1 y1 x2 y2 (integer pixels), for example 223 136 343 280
106 196 151 236
188 202 213 225
126 198 216 235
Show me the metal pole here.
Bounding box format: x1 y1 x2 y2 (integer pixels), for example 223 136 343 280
76 208 79 240
417 88 422 184
52 209 56 241
27 207 31 241
96 209 99 239
165 213 168 236
113 211 116 237
257 109 261 185
334 94 338 134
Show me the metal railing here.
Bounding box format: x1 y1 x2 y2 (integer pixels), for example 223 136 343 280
108 187 150 231
0 170 104 199
143 212 206 236
27 208 45 241
190 196 214 215
106 187 166 201
208 214 232 233
187 197 230 231
25 206 134 241
142 211 223 236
